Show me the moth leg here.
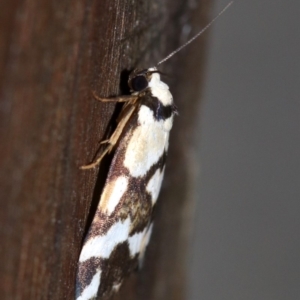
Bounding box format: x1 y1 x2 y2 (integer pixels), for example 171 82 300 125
92 91 137 103
99 139 109 144
107 105 135 148
80 104 136 170
80 148 110 170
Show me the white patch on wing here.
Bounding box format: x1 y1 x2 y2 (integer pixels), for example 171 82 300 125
146 167 165 206
79 218 131 262
128 228 146 256
99 176 128 215
124 106 172 177
77 270 101 300
148 68 173 106
127 224 153 267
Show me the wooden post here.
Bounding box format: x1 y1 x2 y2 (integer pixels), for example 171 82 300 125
0 0 211 299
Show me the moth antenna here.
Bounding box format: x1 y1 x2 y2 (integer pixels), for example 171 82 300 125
156 1 234 66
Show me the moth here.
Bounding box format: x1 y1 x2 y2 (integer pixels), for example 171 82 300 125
76 3 233 300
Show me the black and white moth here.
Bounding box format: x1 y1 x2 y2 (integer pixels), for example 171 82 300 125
76 3 232 300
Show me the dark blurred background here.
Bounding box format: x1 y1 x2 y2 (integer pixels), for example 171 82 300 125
188 1 300 299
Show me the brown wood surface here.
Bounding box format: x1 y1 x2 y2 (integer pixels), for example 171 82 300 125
0 0 211 299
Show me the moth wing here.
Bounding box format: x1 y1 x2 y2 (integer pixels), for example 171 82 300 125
77 99 171 300
76 116 157 300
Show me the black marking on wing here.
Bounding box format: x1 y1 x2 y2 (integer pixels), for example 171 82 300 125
140 92 177 120
76 242 139 300
98 242 139 299
76 257 101 297
88 150 167 239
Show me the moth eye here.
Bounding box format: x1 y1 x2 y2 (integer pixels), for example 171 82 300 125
131 75 148 92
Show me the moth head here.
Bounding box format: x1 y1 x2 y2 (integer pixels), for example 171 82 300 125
128 67 159 92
